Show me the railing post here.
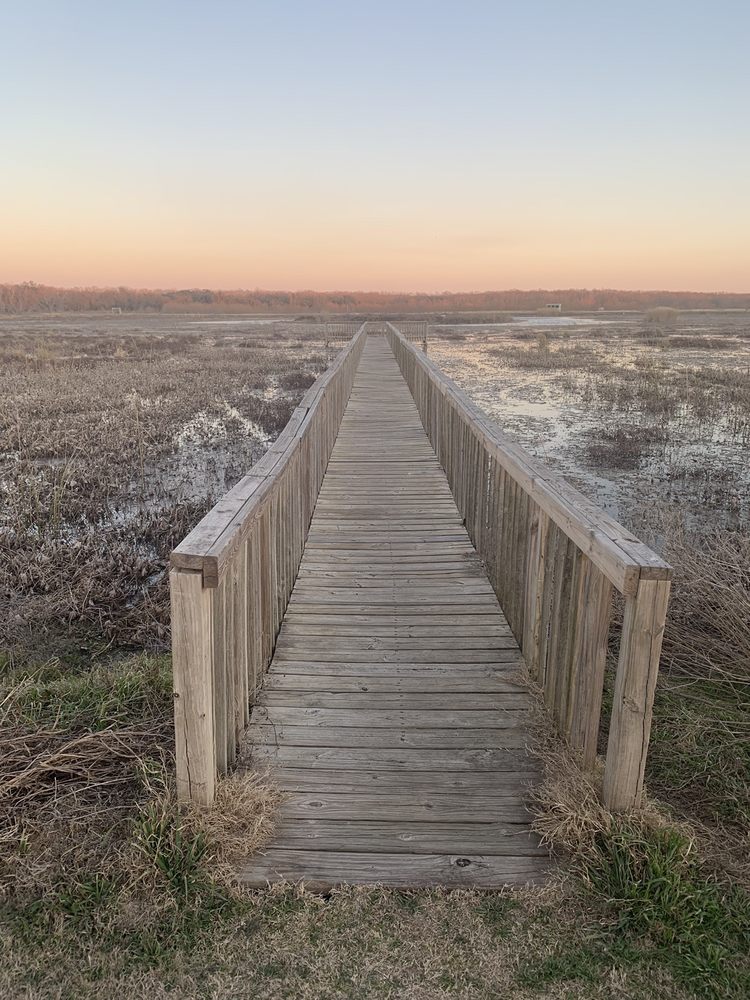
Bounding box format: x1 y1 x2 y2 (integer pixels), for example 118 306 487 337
603 577 671 810
171 568 216 806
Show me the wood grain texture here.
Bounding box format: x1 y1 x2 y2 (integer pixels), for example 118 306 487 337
239 333 546 888
237 850 549 888
170 569 215 805
603 578 671 810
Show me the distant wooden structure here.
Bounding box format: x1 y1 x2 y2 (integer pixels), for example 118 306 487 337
170 322 671 888
324 321 360 347
396 320 428 350
544 303 562 312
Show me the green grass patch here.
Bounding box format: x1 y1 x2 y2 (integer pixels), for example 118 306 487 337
583 825 750 999
134 800 209 897
2 654 172 730
476 895 519 939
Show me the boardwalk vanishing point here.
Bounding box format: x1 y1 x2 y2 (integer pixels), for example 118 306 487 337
170 322 672 890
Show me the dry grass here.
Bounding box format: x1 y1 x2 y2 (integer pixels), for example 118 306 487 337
489 341 600 371
523 689 750 1000
0 653 281 903
623 512 750 851
182 771 282 886
583 423 668 470
667 335 735 350
657 516 750 691
645 307 680 328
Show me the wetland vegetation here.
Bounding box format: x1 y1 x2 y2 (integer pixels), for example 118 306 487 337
1 310 748 999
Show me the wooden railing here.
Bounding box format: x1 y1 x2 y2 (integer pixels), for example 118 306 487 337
387 323 672 810
169 325 367 804
397 320 429 350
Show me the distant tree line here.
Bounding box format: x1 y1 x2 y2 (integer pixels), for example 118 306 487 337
1 281 749 315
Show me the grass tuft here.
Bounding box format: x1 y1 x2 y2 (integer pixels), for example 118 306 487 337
584 825 750 998
134 801 208 897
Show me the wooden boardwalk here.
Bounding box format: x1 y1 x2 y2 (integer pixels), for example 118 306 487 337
237 335 548 888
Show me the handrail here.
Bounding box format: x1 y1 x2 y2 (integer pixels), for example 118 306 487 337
386 323 672 810
170 324 368 804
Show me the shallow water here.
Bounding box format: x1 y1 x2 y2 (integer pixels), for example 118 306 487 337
429 319 750 532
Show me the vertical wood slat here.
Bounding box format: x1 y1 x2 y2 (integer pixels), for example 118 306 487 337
552 542 581 728
248 530 262 699
543 532 568 713
522 505 548 681
536 518 559 693
567 558 613 765
603 578 671 809
234 539 249 733
212 579 228 775
259 506 272 668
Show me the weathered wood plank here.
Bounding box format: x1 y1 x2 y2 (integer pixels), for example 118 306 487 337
260 767 539 794
280 791 529 821
237 850 549 888
265 661 523 677
262 673 526 693
257 691 531 710
254 705 529 728
246 724 529 749
271 819 546 854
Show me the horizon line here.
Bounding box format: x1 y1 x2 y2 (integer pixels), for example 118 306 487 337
5 281 750 297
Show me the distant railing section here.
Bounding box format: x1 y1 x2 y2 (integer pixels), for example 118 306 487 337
170 324 368 804
387 323 671 811
397 320 428 350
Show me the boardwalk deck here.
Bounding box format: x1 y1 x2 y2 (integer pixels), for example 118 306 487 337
237 335 548 888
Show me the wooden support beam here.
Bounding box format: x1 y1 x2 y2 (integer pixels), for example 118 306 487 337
170 568 216 806
603 577 671 810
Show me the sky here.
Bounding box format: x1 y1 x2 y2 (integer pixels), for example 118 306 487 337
2 0 749 292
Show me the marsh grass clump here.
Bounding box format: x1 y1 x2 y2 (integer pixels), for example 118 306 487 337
489 340 600 370
584 423 668 469
584 354 750 439
667 335 735 350
645 306 681 329
277 370 317 391
656 519 750 693
0 655 174 892
634 329 669 346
